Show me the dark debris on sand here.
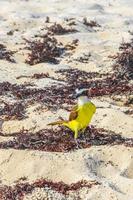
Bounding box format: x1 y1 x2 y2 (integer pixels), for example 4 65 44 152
47 23 77 35
0 66 132 114
0 44 15 63
65 18 77 26
0 180 99 200
111 39 133 80
73 53 91 63
0 81 73 111
32 73 49 79
0 126 132 152
55 68 132 98
16 73 50 80
24 34 65 65
65 39 79 51
0 101 26 121
83 18 101 28
55 68 106 82
24 32 79 65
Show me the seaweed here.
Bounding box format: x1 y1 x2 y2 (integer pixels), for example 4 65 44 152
55 68 105 82
24 30 79 65
0 101 26 121
32 73 49 79
0 126 132 152
25 34 65 65
0 81 73 111
16 73 49 79
55 68 132 98
47 23 77 35
83 18 101 28
74 53 91 63
7 30 14 36
0 44 15 63
111 39 133 80
65 39 79 51
0 67 132 113
0 180 99 199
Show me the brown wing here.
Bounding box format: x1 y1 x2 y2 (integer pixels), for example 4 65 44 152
69 104 78 121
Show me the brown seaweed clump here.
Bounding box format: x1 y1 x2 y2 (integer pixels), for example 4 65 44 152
65 39 79 52
0 101 26 121
47 23 77 35
74 53 91 63
0 180 99 199
25 34 65 65
16 73 50 80
0 81 73 111
55 68 104 83
83 18 101 28
0 126 132 152
0 44 15 62
0 67 132 112
55 69 132 98
112 40 133 80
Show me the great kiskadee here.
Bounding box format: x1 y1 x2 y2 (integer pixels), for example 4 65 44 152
48 89 96 139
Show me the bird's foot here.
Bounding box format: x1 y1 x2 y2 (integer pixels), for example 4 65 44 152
82 134 87 143
74 138 81 149
79 129 87 143
81 128 86 134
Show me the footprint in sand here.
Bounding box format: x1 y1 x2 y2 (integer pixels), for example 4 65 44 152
121 160 133 179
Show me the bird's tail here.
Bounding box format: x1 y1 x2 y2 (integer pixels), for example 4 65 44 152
47 120 68 126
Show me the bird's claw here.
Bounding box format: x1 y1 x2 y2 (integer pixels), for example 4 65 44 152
74 138 81 149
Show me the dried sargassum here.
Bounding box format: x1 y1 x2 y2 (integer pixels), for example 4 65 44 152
25 34 65 65
47 23 77 35
16 73 49 79
83 18 101 28
0 101 26 120
0 126 132 152
0 179 100 199
111 39 133 80
0 68 132 112
24 32 79 65
0 44 15 62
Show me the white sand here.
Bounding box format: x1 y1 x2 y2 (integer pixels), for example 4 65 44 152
0 0 133 199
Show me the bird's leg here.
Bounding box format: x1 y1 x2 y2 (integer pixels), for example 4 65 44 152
74 129 78 139
81 128 87 142
74 130 80 149
74 139 80 149
81 127 86 134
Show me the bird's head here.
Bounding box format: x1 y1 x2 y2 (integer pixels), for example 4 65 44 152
75 88 88 98
75 88 90 105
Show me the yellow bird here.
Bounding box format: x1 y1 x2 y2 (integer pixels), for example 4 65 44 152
48 89 96 139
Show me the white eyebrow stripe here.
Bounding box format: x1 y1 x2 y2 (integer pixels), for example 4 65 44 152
76 88 88 95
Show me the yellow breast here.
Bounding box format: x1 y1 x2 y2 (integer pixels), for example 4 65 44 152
66 102 96 132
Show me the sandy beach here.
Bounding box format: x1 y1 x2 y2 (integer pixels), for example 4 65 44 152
0 0 133 199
